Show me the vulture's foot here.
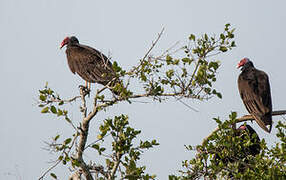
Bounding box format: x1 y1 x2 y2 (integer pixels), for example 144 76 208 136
79 85 90 97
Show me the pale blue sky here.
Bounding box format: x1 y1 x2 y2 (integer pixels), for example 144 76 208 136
0 0 285 179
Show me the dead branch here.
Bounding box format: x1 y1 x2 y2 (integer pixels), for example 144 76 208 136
201 110 286 146
142 28 165 61
128 28 165 75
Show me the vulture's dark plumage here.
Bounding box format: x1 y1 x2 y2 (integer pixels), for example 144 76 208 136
236 124 261 156
60 36 119 94
237 58 272 133
214 124 261 177
214 124 261 164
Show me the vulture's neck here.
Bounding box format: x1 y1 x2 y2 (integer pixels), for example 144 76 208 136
68 42 80 48
241 62 254 72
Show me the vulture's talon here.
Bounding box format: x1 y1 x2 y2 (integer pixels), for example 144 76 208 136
78 85 85 89
78 85 90 96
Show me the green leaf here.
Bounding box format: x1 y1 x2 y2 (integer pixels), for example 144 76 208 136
100 147 106 152
152 139 159 145
204 33 208 40
220 33 225 40
57 109 63 116
182 57 193 65
58 155 63 161
229 111 237 120
213 117 222 124
50 173 57 179
97 134 103 139
225 23 230 31
173 59 180 65
189 34 196 41
64 138 72 145
166 69 174 78
39 94 46 101
166 55 173 65
72 159 80 167
140 73 147 82
231 41 236 47
41 107 49 113
219 46 228 52
112 61 122 72
166 55 172 61
58 101 64 105
47 88 54 95
54 135 60 141
50 106 57 114
92 144 100 150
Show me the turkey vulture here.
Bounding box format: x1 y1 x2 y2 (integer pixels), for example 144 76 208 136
214 124 261 177
214 124 261 164
60 36 119 94
236 124 261 156
237 58 272 133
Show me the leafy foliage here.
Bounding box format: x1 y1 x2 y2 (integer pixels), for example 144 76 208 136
37 24 243 180
174 113 286 180
38 83 71 123
124 24 235 101
37 23 286 180
91 115 158 179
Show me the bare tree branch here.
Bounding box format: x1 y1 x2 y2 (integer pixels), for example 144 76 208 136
49 96 81 104
142 28 165 61
76 87 94 180
128 28 165 75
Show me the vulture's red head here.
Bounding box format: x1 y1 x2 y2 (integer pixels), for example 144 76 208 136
60 37 70 49
238 124 247 130
238 124 257 136
60 36 79 49
237 57 250 69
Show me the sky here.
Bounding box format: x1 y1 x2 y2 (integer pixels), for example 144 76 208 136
0 0 286 179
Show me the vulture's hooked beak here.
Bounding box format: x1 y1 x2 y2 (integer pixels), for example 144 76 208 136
237 62 243 69
60 40 67 49
60 43 65 49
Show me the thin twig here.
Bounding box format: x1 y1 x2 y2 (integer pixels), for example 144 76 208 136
39 132 79 179
84 133 110 150
176 98 199 112
49 96 81 104
38 159 61 180
142 28 165 61
128 28 165 75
